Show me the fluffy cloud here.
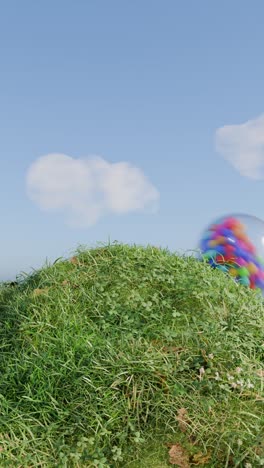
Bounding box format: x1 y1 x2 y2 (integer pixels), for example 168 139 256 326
215 114 264 179
26 153 160 227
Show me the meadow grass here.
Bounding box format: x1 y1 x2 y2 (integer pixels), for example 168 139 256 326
0 243 263 467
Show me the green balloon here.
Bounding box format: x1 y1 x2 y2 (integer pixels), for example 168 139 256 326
238 267 250 278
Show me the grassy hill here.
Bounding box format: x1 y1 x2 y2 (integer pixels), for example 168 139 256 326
0 243 263 467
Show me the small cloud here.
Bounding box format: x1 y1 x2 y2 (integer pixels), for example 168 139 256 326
26 153 160 227
215 114 264 179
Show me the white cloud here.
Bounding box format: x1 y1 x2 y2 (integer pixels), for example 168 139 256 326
215 114 264 179
26 153 160 227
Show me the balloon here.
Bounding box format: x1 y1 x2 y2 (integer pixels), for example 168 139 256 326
199 214 264 294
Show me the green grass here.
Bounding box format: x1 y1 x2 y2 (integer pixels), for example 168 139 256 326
0 243 263 467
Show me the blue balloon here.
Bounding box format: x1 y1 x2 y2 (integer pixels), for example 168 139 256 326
255 278 264 289
235 249 252 262
226 236 237 245
219 228 234 238
200 239 209 251
215 245 225 255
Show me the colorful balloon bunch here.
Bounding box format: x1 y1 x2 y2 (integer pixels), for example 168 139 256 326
200 215 264 292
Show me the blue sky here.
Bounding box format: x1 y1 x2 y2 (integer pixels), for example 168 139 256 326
1 0 264 281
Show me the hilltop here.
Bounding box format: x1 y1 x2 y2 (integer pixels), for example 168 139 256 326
0 243 263 466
